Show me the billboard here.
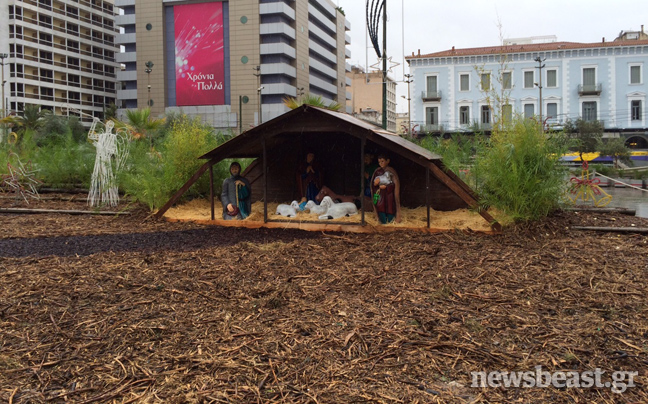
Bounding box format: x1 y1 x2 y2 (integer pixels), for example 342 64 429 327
174 2 225 106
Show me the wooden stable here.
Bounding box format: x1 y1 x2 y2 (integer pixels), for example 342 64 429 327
155 105 500 231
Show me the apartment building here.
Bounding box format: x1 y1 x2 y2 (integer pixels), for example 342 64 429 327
1 0 119 123
115 0 352 132
406 32 648 148
347 65 397 132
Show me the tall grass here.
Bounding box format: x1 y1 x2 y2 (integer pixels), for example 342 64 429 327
120 116 229 210
419 134 484 186
473 117 568 221
1 128 94 188
33 134 95 187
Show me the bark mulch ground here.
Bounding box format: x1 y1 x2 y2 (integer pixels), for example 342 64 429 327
0 194 646 403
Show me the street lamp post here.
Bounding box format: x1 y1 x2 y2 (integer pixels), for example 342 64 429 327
253 65 261 125
534 57 545 132
0 53 8 118
145 61 154 108
403 73 413 136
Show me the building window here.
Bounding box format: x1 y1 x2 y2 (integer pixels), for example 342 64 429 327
630 65 641 84
546 69 557 87
460 74 469 91
481 105 490 124
546 103 558 120
582 67 596 86
524 71 534 88
480 73 490 91
524 104 534 119
426 107 438 126
426 76 437 97
459 106 470 124
582 101 597 122
502 72 512 90
502 104 512 123
631 100 642 121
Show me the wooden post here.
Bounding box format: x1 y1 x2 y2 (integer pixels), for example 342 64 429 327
263 138 268 223
209 164 214 220
360 136 366 225
426 168 430 228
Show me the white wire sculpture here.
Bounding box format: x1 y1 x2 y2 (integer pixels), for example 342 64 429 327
87 118 130 207
1 152 42 203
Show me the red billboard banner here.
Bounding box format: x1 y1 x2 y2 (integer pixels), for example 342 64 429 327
174 2 225 106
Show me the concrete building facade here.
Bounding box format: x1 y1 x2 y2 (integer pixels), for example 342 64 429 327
406 33 648 147
115 0 352 132
347 65 396 132
1 0 119 123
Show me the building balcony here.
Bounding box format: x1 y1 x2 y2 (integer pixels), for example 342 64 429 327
260 43 296 59
421 124 443 133
117 88 137 100
309 41 336 64
309 76 337 95
115 14 135 26
259 2 295 20
260 63 297 78
260 22 296 40
478 123 492 131
578 84 602 96
311 0 336 18
309 24 336 49
309 57 337 80
115 52 136 63
262 83 297 97
421 90 442 101
308 5 336 34
115 33 136 45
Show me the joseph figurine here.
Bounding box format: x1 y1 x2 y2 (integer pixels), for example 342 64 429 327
221 162 251 220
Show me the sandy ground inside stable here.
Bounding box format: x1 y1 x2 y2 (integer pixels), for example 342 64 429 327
163 199 504 231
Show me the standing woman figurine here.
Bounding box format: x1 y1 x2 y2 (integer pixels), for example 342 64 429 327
296 151 323 203
221 162 251 220
370 154 401 224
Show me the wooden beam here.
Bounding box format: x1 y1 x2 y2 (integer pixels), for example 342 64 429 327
154 160 213 219
0 208 130 216
572 226 648 233
427 162 502 231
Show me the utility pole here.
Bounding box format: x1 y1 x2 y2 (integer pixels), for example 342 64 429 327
381 0 387 130
534 56 545 132
0 53 7 119
403 73 413 136
253 65 262 125
145 61 154 108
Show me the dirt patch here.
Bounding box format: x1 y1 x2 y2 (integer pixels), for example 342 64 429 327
0 195 647 403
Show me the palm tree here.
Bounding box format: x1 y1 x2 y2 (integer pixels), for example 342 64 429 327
283 94 342 111
20 104 48 131
113 108 164 147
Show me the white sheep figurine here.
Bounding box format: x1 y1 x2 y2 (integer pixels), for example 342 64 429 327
375 171 393 186
275 200 300 217
305 197 333 215
318 198 358 220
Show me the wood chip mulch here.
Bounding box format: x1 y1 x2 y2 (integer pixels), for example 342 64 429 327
0 195 646 403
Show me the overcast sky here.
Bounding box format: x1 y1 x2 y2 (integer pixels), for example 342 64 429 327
334 0 648 112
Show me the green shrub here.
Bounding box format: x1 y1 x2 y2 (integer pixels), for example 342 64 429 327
590 163 612 176
120 116 230 210
473 117 568 221
33 134 95 187
419 133 484 186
